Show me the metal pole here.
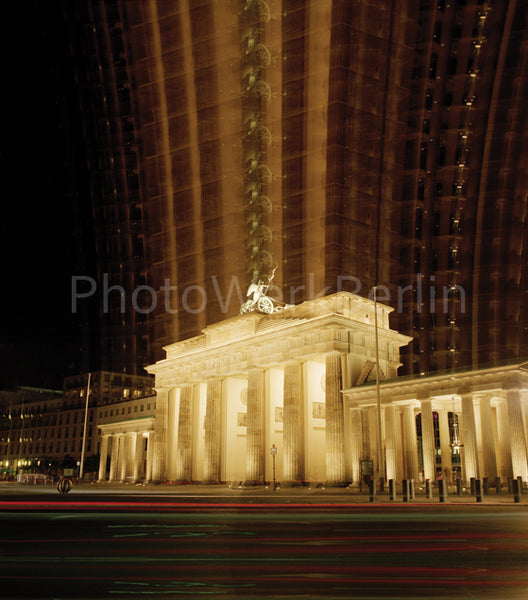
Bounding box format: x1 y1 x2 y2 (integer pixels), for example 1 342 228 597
79 373 91 480
373 286 384 490
7 397 13 474
16 391 26 476
271 444 277 491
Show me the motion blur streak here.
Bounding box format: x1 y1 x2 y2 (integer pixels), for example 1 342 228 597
2 507 528 599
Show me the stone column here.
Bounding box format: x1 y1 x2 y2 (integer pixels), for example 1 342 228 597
506 388 528 481
126 433 136 481
394 408 405 481
283 361 304 484
367 406 379 474
167 388 180 481
133 432 143 482
420 398 436 482
496 399 512 480
384 404 397 482
204 379 222 483
349 407 363 485
523 392 528 448
119 434 128 482
108 434 119 482
403 405 419 480
176 385 194 482
98 435 109 482
325 353 346 486
144 432 153 482
479 395 498 481
151 389 168 482
246 369 265 484
461 393 479 481
438 409 452 481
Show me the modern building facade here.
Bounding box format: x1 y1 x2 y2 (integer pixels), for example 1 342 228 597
63 0 528 379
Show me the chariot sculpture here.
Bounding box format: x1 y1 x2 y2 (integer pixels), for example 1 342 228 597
240 267 293 314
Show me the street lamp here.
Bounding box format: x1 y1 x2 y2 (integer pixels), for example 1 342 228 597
373 285 385 492
79 373 92 480
270 444 277 491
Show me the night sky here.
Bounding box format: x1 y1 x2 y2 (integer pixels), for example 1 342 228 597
1 2 86 390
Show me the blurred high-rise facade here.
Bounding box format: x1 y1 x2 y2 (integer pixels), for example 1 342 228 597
65 0 528 376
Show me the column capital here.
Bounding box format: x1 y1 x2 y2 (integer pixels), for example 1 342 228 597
283 358 304 367
473 391 494 401
154 386 169 394
324 349 345 357
247 366 266 374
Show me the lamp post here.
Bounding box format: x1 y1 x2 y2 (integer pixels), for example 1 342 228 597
373 286 385 491
270 444 277 491
79 373 91 480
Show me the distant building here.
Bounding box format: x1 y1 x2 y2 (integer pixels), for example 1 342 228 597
0 372 154 477
0 387 64 476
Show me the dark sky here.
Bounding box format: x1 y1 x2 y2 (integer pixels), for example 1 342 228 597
0 2 85 389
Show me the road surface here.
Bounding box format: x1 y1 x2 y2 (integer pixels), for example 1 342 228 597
1 496 527 599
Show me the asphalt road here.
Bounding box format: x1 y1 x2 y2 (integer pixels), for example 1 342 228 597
1 487 527 600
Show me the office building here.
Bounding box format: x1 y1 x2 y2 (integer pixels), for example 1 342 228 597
64 0 528 377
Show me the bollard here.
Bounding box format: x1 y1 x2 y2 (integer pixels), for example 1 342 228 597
378 476 385 493
402 479 410 502
425 479 433 499
57 478 72 494
438 478 447 503
389 479 396 501
475 478 483 502
369 479 376 503
470 477 476 495
455 478 462 495
483 477 489 495
495 476 501 494
410 479 416 501
512 478 522 503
